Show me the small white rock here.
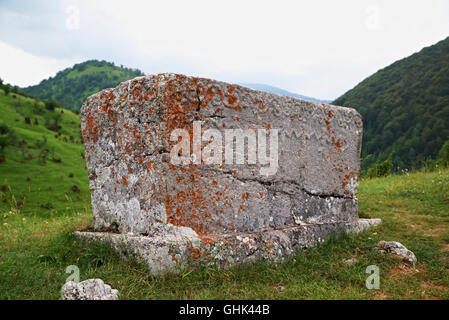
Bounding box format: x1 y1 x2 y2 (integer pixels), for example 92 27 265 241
376 241 417 266
60 278 119 300
343 258 358 266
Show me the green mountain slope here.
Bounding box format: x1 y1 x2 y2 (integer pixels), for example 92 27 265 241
0 87 90 217
23 60 144 111
333 37 449 170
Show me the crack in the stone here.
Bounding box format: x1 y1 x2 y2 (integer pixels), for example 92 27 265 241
205 219 361 239
201 167 353 200
300 188 353 200
195 87 202 113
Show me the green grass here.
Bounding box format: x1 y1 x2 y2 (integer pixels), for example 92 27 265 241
0 90 90 218
0 90 448 300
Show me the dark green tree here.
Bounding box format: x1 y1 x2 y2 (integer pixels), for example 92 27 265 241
438 139 449 167
44 98 61 111
0 123 16 155
3 84 10 96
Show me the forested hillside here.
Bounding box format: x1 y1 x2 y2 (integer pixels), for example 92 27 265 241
333 37 449 170
23 60 144 111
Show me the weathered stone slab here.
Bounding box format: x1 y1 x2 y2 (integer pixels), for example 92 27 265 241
79 73 378 273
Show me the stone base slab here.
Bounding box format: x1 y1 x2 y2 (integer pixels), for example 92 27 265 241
74 218 381 275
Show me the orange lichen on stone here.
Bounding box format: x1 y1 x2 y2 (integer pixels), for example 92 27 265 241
341 171 355 190
82 108 100 143
200 236 215 245
159 76 243 236
167 251 179 263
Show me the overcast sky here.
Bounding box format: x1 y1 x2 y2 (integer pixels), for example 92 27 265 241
0 0 448 100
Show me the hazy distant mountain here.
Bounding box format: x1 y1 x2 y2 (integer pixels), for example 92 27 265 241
238 83 332 104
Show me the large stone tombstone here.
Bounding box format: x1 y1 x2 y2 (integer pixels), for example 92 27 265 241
77 73 380 274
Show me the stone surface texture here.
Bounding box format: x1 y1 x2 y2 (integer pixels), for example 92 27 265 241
60 279 119 300
79 73 380 274
376 241 417 266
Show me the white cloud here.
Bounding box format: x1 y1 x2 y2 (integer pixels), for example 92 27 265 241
0 40 80 87
0 0 448 99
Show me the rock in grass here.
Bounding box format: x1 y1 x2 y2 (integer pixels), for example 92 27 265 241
60 278 119 300
343 258 358 266
376 241 417 266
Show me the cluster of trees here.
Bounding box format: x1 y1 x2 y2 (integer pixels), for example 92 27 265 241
0 78 30 98
334 36 449 172
0 123 16 161
23 60 145 111
1 77 61 111
43 98 62 111
364 140 449 178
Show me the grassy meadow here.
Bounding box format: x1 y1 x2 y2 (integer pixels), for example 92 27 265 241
0 90 448 299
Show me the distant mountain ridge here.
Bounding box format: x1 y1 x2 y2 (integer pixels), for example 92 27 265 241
238 83 331 104
333 36 449 170
23 60 144 111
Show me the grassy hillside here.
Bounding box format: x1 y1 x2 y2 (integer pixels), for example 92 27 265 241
333 36 449 171
23 60 144 111
0 88 90 218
